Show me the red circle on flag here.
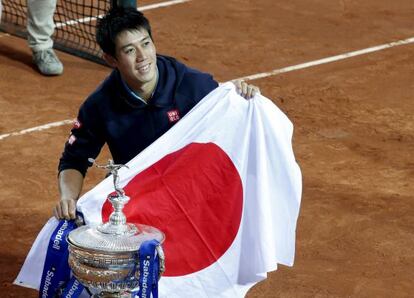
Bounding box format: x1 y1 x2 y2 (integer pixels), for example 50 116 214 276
102 142 243 276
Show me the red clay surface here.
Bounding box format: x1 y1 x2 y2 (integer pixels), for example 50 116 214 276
1 0 413 297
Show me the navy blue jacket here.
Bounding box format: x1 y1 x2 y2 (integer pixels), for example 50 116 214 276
59 55 218 175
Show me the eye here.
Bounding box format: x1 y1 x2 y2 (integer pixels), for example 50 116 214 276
143 41 150 47
124 47 135 54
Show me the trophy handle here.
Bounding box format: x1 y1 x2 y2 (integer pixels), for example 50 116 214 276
156 245 166 279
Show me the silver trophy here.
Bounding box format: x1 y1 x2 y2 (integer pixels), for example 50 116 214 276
67 159 165 298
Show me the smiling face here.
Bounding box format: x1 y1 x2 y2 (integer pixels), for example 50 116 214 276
105 28 157 97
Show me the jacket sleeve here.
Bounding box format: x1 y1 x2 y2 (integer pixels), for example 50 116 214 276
185 71 219 105
58 100 105 176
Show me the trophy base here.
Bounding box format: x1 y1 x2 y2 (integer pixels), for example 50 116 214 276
92 292 133 298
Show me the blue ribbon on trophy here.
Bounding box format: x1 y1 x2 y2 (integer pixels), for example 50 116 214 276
39 219 84 298
136 239 160 298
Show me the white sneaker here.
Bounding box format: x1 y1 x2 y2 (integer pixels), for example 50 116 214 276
33 49 64 76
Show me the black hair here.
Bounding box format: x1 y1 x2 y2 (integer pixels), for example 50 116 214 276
96 7 153 57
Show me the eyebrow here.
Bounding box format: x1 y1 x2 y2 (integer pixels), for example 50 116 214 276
120 36 151 50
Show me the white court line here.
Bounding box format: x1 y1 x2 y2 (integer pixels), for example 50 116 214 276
0 120 73 140
233 36 414 81
55 0 191 28
1 36 413 141
139 0 191 11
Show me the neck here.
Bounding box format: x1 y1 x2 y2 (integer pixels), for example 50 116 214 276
130 67 158 102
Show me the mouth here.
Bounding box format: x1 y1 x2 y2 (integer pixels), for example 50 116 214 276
136 63 151 74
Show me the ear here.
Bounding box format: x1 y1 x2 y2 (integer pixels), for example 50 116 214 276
103 53 118 68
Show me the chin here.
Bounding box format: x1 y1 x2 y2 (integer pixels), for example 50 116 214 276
136 71 156 83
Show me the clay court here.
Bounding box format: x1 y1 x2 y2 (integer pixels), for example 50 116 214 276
1 0 413 297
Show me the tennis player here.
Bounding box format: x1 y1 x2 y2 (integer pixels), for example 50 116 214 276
54 7 259 219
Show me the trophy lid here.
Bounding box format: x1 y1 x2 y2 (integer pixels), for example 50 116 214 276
68 222 165 253
68 159 165 253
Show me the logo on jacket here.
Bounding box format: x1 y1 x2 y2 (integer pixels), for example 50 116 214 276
72 118 82 129
167 109 180 123
68 134 77 145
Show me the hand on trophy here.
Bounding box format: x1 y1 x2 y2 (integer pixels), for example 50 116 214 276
54 168 84 220
53 158 128 220
53 198 77 220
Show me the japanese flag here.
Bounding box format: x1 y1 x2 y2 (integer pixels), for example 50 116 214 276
15 82 302 297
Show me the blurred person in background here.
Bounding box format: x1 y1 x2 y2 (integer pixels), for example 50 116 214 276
27 0 63 75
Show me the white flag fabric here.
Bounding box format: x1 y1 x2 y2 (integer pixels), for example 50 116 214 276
15 82 302 297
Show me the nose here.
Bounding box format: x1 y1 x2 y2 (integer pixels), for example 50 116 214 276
135 47 147 62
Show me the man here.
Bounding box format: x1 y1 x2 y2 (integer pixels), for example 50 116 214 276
27 0 63 75
53 7 259 219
